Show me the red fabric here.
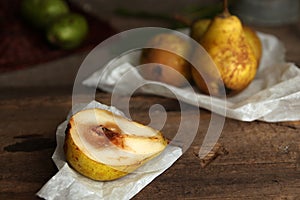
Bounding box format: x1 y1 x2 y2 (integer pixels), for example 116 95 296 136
0 0 116 73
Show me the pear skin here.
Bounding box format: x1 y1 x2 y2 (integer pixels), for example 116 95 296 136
191 19 262 67
64 108 168 181
243 26 262 66
190 19 211 43
64 127 128 181
192 8 258 96
140 33 192 87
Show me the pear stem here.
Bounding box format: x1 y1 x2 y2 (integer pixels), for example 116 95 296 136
223 0 228 12
221 0 231 17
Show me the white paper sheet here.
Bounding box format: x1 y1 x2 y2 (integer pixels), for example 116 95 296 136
37 101 182 200
83 31 300 122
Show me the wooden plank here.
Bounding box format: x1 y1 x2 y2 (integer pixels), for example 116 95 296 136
0 89 299 199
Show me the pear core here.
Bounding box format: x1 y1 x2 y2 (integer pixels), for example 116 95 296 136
64 108 168 181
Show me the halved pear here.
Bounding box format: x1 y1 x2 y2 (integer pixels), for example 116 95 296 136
64 108 168 181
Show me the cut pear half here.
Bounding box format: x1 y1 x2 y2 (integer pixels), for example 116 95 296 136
64 108 168 181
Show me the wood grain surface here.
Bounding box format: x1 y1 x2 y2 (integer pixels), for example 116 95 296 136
0 88 299 199
1 6 300 200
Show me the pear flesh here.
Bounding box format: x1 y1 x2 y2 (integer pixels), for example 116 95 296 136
64 108 168 181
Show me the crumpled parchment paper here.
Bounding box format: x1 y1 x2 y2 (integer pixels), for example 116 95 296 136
37 101 182 200
83 31 300 122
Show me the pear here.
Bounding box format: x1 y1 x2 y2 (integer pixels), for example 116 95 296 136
191 0 258 96
139 33 192 87
190 19 211 43
243 26 262 66
64 108 168 181
191 19 262 67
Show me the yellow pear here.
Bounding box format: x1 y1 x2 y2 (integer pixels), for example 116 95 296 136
243 26 262 66
191 19 262 67
139 33 192 87
64 108 168 181
190 19 211 43
191 0 258 96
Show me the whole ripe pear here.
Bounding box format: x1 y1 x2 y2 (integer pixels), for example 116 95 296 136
243 26 262 65
140 33 192 87
191 19 262 66
190 19 211 43
191 3 258 96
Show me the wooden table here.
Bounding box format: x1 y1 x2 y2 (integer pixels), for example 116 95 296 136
1 23 300 199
